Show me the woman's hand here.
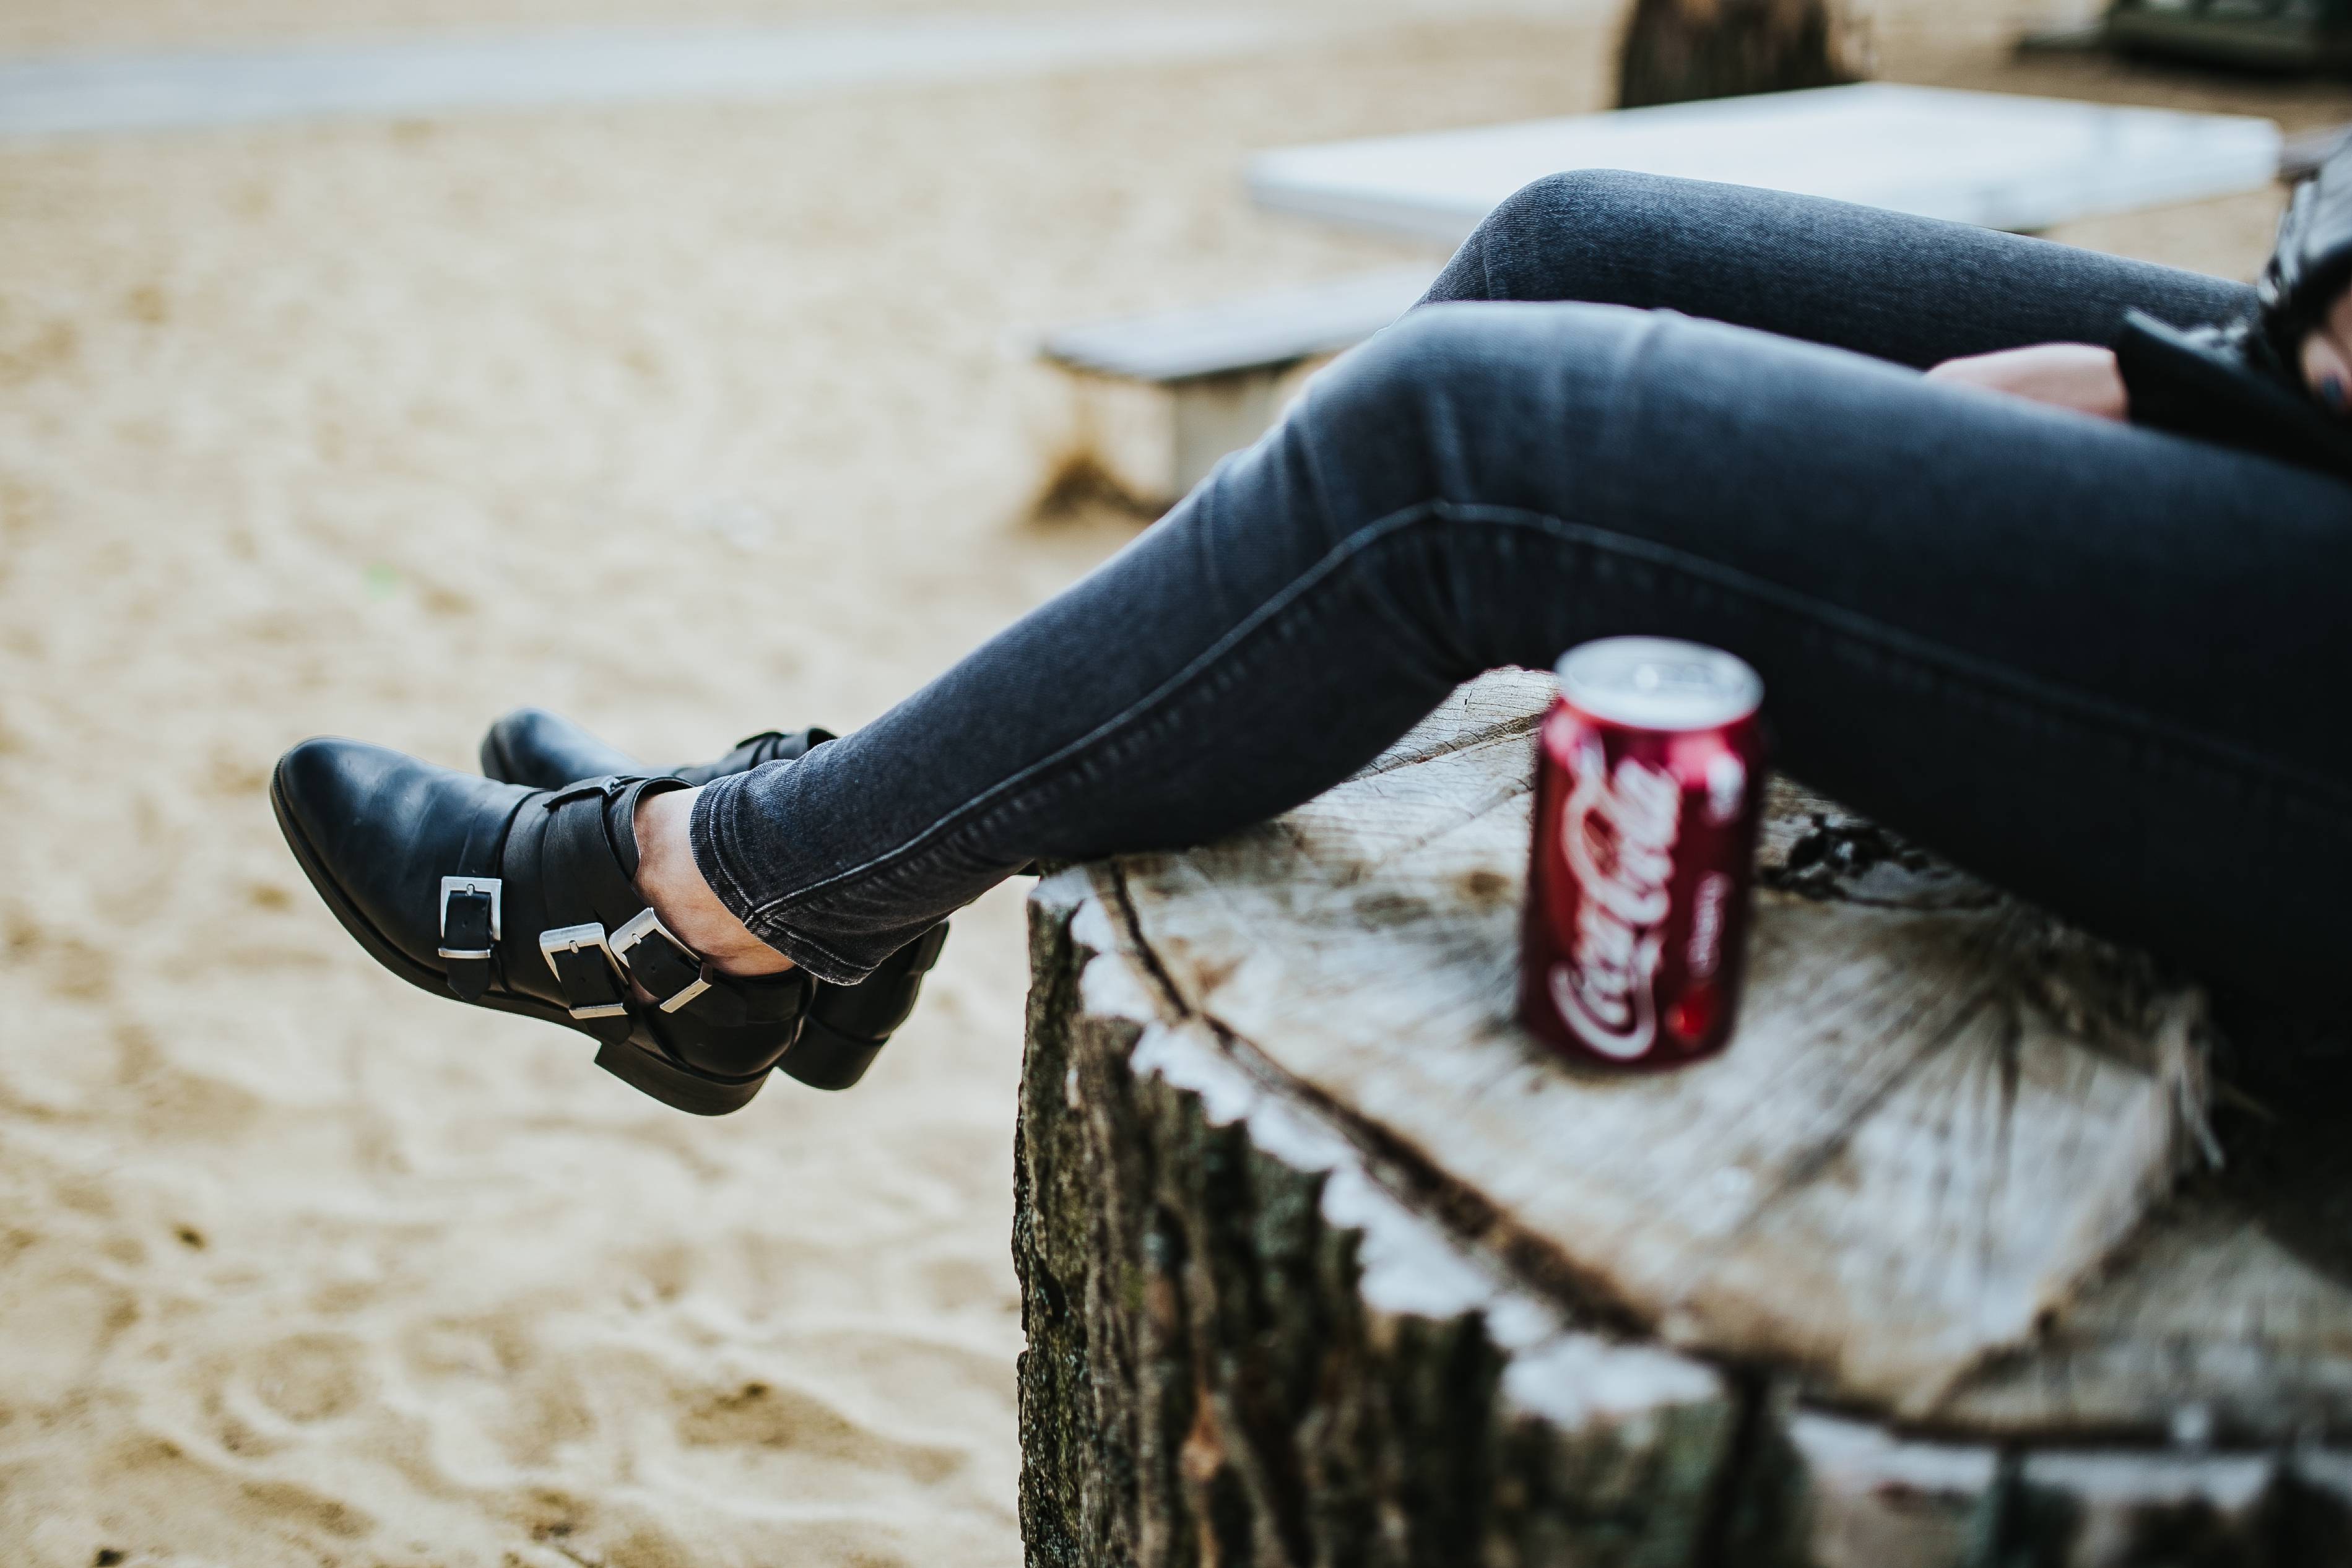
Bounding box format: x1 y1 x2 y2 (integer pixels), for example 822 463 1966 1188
2299 281 2352 417
1924 343 2128 421
1925 275 2352 425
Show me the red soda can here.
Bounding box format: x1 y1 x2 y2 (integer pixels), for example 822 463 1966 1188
1519 638 1767 1070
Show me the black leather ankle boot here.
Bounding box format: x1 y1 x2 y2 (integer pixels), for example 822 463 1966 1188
475 708 947 1093
272 740 812 1115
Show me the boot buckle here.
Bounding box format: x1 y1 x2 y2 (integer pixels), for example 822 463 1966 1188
610 907 713 1015
438 877 503 960
540 923 629 1021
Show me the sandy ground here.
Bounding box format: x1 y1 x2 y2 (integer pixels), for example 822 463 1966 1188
0 4 2341 1565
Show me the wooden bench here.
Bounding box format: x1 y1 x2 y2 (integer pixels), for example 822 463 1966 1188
1037 269 1432 503
1015 668 2352 1566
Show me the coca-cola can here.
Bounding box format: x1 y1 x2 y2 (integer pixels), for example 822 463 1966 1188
1519 637 1767 1070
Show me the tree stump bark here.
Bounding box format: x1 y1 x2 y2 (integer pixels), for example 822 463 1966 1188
1618 0 1852 110
1012 670 2352 1568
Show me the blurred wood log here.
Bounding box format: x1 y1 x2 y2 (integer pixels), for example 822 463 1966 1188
1618 0 1851 109
1012 670 2352 1566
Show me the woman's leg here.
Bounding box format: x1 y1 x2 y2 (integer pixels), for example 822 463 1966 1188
1420 170 2254 364
696 301 2352 1006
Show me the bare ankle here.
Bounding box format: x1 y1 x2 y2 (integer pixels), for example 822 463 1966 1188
633 787 795 977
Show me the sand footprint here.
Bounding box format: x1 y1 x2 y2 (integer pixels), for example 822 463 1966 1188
193 1332 370 1460
0 1267 137 1407
246 1331 368 1424
674 1377 965 1486
400 1315 600 1470
99 1429 379 1549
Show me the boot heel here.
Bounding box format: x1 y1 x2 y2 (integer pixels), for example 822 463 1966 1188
777 1020 885 1092
780 923 951 1092
593 1038 766 1117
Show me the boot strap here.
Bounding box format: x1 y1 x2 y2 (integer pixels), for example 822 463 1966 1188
539 778 719 1016
747 727 835 767
540 922 630 1024
436 774 799 1041
610 907 713 1015
438 876 502 1001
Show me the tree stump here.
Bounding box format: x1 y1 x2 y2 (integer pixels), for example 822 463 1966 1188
1617 0 1852 110
1013 669 2352 1568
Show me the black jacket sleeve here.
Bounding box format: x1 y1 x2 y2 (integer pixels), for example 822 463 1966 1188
2114 136 2352 480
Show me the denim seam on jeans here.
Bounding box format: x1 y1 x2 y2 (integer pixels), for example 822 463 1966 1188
710 503 1463 971
710 498 1460 931
728 503 2347 974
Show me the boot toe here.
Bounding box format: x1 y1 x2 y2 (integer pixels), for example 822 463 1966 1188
274 738 531 971
277 739 809 1115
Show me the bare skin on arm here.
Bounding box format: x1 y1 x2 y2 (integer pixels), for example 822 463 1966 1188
1925 277 2352 422
1924 342 2131 420
2301 285 2352 414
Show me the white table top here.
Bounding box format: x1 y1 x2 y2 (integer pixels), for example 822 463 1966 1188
1248 83 2283 241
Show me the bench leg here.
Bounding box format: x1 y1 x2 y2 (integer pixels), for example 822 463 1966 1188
1168 366 1292 498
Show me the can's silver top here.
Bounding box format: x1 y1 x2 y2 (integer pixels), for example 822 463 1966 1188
1555 637 1763 731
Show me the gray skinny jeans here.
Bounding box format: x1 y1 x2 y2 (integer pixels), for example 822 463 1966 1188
692 171 2352 1009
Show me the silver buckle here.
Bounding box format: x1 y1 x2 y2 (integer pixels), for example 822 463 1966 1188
539 923 628 1020
610 907 713 1015
436 876 502 960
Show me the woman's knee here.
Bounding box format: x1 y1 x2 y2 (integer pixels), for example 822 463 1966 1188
1487 168 1676 239
1285 301 1646 527
1433 169 1683 305
1318 300 1638 429
1304 304 1523 446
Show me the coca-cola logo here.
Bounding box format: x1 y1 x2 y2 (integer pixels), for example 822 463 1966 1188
1550 745 1681 1060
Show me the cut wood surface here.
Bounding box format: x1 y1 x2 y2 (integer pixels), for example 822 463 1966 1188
1106 669 2226 1423
1016 669 2352 1566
